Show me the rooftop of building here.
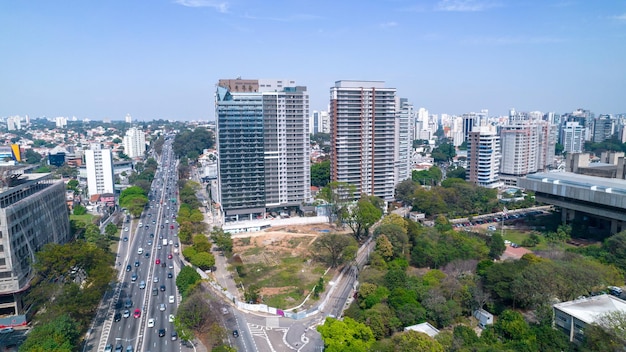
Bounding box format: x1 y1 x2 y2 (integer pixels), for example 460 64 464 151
554 294 626 324
526 172 626 194
404 322 440 337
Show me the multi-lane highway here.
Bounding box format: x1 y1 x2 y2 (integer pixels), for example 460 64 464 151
102 138 183 352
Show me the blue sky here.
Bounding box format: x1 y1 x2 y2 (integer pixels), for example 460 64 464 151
1 0 625 121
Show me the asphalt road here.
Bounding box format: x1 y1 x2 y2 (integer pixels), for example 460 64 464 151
95 139 184 352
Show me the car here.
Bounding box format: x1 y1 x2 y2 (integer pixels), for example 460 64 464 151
114 312 122 322
123 309 131 318
0 327 14 334
158 328 166 337
160 284 166 292
174 243 179 248
165 220 169 224
134 308 141 318
123 237 128 242
145 225 149 229
145 252 150 258
148 240 153 246
232 330 239 338
153 276 159 283
169 295 175 303
161 225 164 229
105 344 113 352
169 240 173 245
150 233 154 238
139 281 146 289
168 263 173 269
138 222 143 227
168 314 175 323
115 344 123 352
148 318 155 328
126 265 132 272
170 225 174 230
131 273 137 282
167 272 173 278
124 299 133 308
126 345 133 352
171 331 178 340
134 261 140 267
152 287 158 296
159 303 166 311
155 259 161 265
167 253 173 259
124 227 129 232
157 244 162 250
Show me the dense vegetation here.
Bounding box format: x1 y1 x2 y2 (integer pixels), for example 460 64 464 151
21 241 116 351
172 127 214 160
311 160 330 187
317 213 624 351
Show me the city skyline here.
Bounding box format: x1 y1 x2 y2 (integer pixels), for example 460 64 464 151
1 0 625 120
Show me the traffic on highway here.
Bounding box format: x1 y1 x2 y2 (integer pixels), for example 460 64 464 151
104 137 182 352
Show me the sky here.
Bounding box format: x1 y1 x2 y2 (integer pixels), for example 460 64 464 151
1 0 625 121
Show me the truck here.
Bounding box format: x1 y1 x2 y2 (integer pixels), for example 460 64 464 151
162 239 168 246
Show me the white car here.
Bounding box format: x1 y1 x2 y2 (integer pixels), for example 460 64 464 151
153 276 159 283
124 227 129 232
169 295 175 304
148 318 155 328
168 314 175 323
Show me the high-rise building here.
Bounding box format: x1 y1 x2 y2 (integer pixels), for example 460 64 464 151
561 121 585 154
215 78 310 222
310 110 330 135
55 116 67 128
499 113 557 186
0 170 71 322
462 110 488 143
467 126 501 188
330 80 397 201
123 127 146 158
85 144 115 197
395 98 414 184
593 115 615 143
125 113 132 123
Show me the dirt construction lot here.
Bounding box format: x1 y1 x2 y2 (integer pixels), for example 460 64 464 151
231 223 350 308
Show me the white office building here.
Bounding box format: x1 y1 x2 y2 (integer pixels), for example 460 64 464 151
85 144 115 197
561 121 585 154
395 98 414 184
123 127 146 159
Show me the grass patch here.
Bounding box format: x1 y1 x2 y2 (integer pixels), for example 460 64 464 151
70 214 97 226
243 247 262 256
502 228 571 251
264 288 305 308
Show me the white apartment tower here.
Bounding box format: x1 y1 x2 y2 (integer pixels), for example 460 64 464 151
85 144 115 197
467 127 502 188
395 98 414 184
330 80 397 201
123 127 146 158
561 121 585 154
311 110 330 135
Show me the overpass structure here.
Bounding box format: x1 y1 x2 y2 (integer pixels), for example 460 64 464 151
518 172 626 234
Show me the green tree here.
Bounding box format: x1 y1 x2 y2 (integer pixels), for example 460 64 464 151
317 317 375 352
176 266 201 297
210 227 233 255
191 252 216 270
24 148 43 164
391 330 444 352
311 160 331 187
20 314 79 352
375 235 394 262
488 232 506 260
105 223 118 238
313 233 357 268
318 181 356 225
346 196 383 242
395 179 418 205
73 205 87 215
177 291 212 331
66 179 79 192
192 234 212 253
446 166 466 180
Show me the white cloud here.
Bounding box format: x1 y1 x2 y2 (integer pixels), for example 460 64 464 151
380 21 398 28
242 13 323 22
611 13 626 21
174 0 228 13
435 0 499 12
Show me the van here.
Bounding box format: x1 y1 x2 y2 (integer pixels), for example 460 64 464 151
137 248 143 255
162 239 168 246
